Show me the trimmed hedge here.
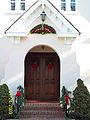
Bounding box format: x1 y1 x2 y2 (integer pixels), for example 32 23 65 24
0 84 13 120
68 79 90 120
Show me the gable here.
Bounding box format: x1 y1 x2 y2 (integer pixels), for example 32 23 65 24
5 0 80 37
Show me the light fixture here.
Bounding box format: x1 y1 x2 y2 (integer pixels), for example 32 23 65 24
41 45 45 50
40 11 46 22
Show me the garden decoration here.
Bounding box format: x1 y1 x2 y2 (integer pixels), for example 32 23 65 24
60 86 72 119
60 86 69 110
14 85 24 118
30 24 56 34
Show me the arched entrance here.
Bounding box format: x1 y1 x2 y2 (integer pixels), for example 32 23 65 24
24 46 60 101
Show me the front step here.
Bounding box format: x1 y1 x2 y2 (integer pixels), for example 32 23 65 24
19 101 65 119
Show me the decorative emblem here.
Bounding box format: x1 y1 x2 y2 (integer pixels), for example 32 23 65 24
31 62 38 70
30 24 56 34
47 62 53 70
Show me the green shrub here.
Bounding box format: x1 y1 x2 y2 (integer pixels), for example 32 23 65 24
68 79 90 120
0 84 13 119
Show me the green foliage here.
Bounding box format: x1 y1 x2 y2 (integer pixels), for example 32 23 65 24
0 84 13 119
69 79 90 120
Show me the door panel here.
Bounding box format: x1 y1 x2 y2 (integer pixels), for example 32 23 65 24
25 53 60 101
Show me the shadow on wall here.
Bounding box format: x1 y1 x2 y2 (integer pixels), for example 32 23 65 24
81 69 90 92
0 72 23 98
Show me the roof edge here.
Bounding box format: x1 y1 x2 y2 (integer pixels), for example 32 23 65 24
47 0 81 35
5 0 39 34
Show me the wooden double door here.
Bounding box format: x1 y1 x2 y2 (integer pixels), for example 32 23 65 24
25 52 60 101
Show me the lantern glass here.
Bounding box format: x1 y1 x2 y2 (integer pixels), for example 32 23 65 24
41 11 46 22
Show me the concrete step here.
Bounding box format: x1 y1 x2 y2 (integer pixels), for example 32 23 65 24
19 101 65 119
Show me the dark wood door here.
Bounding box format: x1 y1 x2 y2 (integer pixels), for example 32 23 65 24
25 53 60 101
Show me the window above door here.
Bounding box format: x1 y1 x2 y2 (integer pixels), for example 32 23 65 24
61 0 77 13
10 0 77 14
10 0 25 11
11 0 16 11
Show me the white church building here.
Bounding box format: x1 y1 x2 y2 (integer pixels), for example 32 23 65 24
0 0 90 101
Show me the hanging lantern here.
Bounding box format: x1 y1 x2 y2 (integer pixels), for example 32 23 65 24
40 11 46 22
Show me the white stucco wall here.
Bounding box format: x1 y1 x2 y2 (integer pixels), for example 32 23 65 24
0 37 14 80
78 0 90 22
61 50 79 91
72 34 90 91
0 34 80 96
